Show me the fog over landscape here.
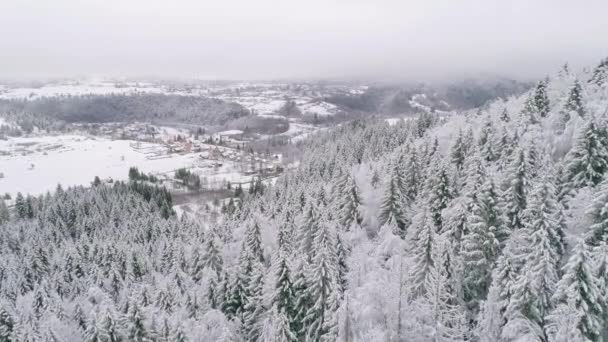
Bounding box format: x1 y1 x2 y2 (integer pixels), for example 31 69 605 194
2 1 608 342
2 0 608 80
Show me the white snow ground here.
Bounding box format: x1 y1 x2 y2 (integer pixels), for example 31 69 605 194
0 135 253 197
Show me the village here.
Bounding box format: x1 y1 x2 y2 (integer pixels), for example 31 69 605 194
84 121 286 190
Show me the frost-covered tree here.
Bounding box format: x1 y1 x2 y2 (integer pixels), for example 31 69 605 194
246 221 265 265
586 180 608 247
450 129 467 170
478 117 498 162
297 202 321 259
564 118 608 188
0 200 9 224
203 236 223 276
303 221 338 342
564 79 585 118
503 148 531 231
551 240 603 342
334 171 362 229
500 108 510 122
462 199 499 310
378 157 408 238
426 161 453 233
417 239 469 341
499 178 564 340
410 209 435 296
589 57 608 86
272 252 297 339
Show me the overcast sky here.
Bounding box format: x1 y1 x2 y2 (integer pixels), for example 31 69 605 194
1 0 607 81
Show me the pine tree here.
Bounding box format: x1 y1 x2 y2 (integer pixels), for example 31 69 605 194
262 306 298 342
0 305 14 342
335 234 348 297
378 158 408 238
586 180 608 248
564 118 608 188
503 148 531 231
203 237 223 276
503 180 562 341
450 129 466 170
273 253 297 334
592 242 608 331
500 107 510 122
478 117 497 162
551 240 604 342
426 161 452 233
535 80 551 118
564 79 585 118
303 222 337 342
462 199 499 310
477 232 528 339
0 199 9 224
126 301 149 342
292 262 313 341
224 248 253 320
335 171 362 229
410 209 435 296
402 146 421 202
297 202 320 259
14 193 27 219
243 262 265 342
418 239 469 341
589 57 608 86
525 179 565 262
98 306 123 342
546 296 586 342
246 221 265 265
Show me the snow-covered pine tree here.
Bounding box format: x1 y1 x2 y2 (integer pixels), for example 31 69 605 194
272 252 297 339
564 79 585 118
125 301 149 342
589 57 608 86
586 180 608 247
592 242 608 333
297 202 321 260
502 179 562 341
503 147 531 231
478 117 498 162
243 261 265 342
477 231 528 339
410 208 435 296
417 238 469 341
335 234 348 297
402 144 421 203
500 107 510 122
551 240 604 342
535 80 551 118
426 160 453 233
303 221 338 342
564 118 608 188
292 261 313 341
450 128 467 170
0 200 9 224
246 220 265 265
334 171 362 230
525 178 565 262
378 156 408 238
223 245 253 320
462 199 499 311
204 236 223 277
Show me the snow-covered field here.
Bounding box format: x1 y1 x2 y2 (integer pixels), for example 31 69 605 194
0 135 253 197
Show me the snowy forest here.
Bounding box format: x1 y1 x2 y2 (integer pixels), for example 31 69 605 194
1 57 608 342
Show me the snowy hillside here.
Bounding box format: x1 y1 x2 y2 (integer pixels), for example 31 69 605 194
1 57 608 341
